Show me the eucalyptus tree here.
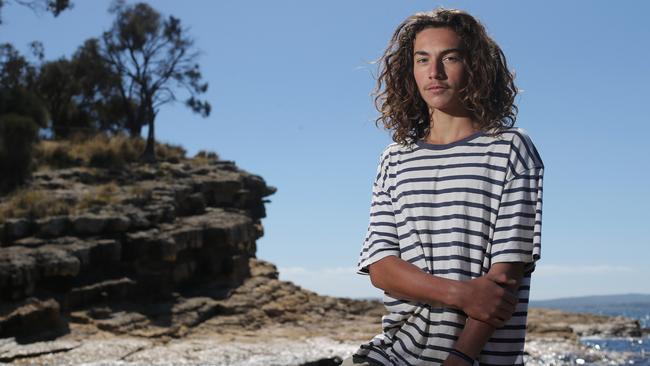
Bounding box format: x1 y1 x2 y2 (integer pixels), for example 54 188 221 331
0 0 71 24
101 1 210 162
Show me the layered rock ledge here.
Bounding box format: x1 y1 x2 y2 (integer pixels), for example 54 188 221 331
0 158 275 343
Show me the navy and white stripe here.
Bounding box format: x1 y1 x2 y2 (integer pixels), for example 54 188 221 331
355 127 544 365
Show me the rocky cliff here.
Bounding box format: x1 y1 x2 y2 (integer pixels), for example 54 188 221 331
0 156 277 342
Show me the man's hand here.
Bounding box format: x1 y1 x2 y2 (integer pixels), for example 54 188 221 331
450 262 526 360
368 256 520 326
442 352 475 366
455 273 517 328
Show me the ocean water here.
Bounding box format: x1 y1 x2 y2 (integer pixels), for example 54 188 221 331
581 337 650 365
554 302 650 329
537 302 650 365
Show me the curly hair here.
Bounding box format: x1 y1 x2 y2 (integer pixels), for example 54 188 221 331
374 8 518 145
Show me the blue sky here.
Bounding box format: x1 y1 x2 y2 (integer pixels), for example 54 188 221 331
1 0 649 300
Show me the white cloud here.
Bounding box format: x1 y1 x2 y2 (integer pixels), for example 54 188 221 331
281 266 358 276
278 266 380 299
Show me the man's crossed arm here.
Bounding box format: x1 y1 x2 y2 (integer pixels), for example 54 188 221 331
368 257 525 365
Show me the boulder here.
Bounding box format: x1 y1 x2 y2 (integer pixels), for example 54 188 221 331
0 248 37 299
3 218 34 242
195 174 242 206
105 215 131 233
60 239 121 270
124 206 152 230
36 216 70 238
72 214 108 236
0 298 67 341
0 243 81 300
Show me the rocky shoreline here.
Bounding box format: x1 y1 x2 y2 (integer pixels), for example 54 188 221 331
0 258 645 366
1 154 645 365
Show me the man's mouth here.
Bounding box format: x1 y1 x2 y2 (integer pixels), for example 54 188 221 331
426 84 448 91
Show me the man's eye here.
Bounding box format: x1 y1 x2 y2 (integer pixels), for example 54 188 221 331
416 58 428 64
443 56 461 63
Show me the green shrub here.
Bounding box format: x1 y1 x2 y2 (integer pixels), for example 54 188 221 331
0 88 47 128
0 113 38 193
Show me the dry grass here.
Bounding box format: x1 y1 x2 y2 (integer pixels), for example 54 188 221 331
156 141 187 163
2 134 215 222
190 150 220 166
0 189 71 223
129 185 153 199
127 184 154 205
195 150 219 160
76 182 121 212
34 140 79 168
0 182 124 222
33 133 188 170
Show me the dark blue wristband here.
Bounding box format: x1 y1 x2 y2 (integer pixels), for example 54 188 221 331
448 348 475 365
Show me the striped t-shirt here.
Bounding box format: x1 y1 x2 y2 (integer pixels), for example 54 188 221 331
355 127 544 366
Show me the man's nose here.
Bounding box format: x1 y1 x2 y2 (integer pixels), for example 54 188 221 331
429 61 445 80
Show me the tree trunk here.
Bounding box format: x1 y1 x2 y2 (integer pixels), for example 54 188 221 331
140 117 156 163
126 118 142 137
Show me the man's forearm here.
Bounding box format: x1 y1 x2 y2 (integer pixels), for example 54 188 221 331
449 262 525 361
368 256 460 307
368 256 518 327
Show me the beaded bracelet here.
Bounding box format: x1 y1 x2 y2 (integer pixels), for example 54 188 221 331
448 348 475 365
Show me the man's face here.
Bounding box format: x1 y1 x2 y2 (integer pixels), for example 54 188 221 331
412 27 468 115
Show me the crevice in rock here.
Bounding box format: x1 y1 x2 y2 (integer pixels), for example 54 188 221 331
0 343 80 363
119 345 148 361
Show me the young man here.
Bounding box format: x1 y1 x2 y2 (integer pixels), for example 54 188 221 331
344 8 543 366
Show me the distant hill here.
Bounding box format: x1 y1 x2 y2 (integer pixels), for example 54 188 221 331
532 293 650 307
530 294 650 329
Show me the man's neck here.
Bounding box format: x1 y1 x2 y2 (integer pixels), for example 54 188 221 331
425 109 479 145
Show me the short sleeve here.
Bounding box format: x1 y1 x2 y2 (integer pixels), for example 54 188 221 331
356 150 400 275
489 167 543 269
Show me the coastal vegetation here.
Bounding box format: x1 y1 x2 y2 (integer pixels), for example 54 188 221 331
0 0 210 194
0 134 208 223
